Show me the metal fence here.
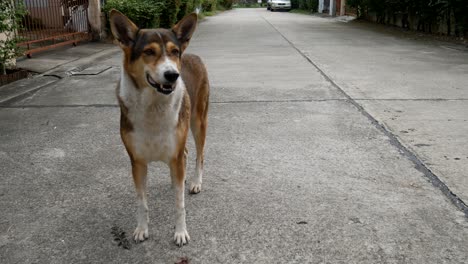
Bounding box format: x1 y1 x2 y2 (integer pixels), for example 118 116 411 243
17 0 91 57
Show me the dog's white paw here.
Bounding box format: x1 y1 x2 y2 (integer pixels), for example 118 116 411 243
174 229 190 247
133 227 148 242
189 182 202 194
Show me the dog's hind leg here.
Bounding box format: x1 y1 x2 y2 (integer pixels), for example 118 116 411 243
131 160 149 242
170 153 190 246
189 118 207 194
189 95 209 194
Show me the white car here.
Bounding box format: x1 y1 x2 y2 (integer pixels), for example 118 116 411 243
267 0 291 11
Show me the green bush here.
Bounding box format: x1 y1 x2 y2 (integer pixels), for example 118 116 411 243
292 0 318 12
347 0 468 36
202 0 217 12
291 0 299 9
104 0 229 33
160 0 182 28
303 0 318 11
178 0 195 20
218 0 233 10
103 0 165 28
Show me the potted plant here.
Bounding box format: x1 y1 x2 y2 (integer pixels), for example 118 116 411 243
0 0 28 86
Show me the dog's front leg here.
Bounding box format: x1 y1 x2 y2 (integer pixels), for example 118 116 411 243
131 159 149 242
170 154 190 246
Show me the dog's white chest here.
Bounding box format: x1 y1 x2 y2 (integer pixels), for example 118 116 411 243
120 76 183 163
130 110 177 163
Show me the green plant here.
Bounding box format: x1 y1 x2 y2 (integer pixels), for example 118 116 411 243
160 0 182 28
218 0 233 10
178 0 195 20
347 0 468 36
235 2 261 8
103 0 165 29
0 1 26 75
291 0 318 12
104 0 227 34
200 0 216 11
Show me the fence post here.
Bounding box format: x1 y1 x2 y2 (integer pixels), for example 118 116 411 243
340 0 345 16
88 0 102 41
329 0 336 16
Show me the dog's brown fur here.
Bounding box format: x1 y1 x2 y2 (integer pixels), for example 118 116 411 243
110 9 209 246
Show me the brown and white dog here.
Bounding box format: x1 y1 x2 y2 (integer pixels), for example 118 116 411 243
109 10 209 246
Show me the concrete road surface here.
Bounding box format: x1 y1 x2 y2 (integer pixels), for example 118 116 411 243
1 8 468 263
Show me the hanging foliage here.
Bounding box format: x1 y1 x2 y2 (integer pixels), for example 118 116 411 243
347 0 468 36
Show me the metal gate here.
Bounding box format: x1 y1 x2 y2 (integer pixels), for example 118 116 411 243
18 0 91 57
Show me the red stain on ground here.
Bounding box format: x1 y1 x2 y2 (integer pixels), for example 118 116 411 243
175 257 189 264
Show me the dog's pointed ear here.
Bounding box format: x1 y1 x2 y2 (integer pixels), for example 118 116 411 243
109 9 139 47
172 13 198 53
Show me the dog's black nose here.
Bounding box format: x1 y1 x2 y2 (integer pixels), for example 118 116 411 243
164 71 179 83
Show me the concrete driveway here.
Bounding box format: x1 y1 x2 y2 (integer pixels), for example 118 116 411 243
1 8 467 263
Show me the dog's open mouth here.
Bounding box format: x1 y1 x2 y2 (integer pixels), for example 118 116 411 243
147 74 175 95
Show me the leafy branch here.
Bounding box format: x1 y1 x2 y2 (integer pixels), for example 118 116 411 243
0 1 26 75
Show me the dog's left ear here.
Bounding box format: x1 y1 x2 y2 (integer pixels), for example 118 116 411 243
172 13 198 53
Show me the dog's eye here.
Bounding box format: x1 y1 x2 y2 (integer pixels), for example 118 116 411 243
171 49 180 56
144 49 155 56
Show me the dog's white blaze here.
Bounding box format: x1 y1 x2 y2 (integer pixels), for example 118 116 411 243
158 57 179 83
119 68 185 163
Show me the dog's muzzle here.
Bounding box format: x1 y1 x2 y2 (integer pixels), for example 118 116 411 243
147 74 175 95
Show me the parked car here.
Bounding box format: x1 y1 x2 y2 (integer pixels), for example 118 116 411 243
267 0 291 11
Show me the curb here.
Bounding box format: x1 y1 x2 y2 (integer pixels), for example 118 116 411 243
42 47 119 78
0 47 119 106
0 76 58 105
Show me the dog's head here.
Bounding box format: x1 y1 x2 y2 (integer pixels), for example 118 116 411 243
109 9 197 95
